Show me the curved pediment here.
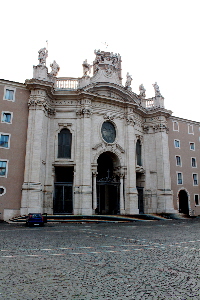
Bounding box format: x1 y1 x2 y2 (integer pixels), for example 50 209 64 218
80 82 140 106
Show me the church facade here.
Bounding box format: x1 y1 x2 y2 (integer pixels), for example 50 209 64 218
1 48 200 220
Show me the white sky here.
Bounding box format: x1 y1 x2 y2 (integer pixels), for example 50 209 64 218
1 0 200 122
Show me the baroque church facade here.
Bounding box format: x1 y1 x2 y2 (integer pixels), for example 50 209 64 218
20 48 176 217
1 48 200 220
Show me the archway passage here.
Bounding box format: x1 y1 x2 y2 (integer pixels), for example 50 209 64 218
178 190 189 215
96 152 120 215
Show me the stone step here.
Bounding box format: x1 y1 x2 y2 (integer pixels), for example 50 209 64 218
9 213 195 224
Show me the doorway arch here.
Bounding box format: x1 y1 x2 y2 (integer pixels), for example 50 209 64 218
178 189 189 215
96 152 121 214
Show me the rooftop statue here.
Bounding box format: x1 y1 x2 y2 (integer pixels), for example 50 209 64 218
38 48 48 66
153 82 162 97
125 72 132 89
82 59 91 76
93 50 121 75
50 60 60 77
139 84 146 98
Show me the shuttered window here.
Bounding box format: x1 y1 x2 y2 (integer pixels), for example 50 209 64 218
58 129 72 158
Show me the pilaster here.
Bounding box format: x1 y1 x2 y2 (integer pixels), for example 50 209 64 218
21 81 55 215
74 99 93 215
125 116 139 214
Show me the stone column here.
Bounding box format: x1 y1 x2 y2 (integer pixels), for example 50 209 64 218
125 117 139 214
92 172 97 212
120 174 125 214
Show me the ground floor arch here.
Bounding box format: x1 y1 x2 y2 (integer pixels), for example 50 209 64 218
96 151 123 215
178 189 189 215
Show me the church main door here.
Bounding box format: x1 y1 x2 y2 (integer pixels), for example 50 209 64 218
96 152 120 215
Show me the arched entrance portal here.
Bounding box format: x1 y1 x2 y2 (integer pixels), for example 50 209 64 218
178 190 189 215
97 152 120 214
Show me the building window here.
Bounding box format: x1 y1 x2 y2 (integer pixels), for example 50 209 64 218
0 134 10 148
136 139 142 166
58 128 72 158
0 161 8 177
191 157 197 168
0 186 6 196
174 140 180 148
193 174 198 186
176 156 181 166
173 121 179 131
190 142 195 150
1 112 12 124
194 194 199 206
177 172 183 185
3 87 16 102
188 124 194 134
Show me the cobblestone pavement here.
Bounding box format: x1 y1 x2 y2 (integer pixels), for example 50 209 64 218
0 219 200 300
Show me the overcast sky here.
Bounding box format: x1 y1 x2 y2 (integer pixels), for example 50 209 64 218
1 0 200 122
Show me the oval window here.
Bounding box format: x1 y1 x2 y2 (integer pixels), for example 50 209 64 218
101 121 116 143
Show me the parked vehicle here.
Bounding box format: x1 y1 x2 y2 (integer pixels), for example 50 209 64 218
26 213 47 226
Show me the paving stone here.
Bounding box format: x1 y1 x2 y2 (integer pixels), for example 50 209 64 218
0 219 200 299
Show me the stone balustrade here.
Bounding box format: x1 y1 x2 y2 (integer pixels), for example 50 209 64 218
56 77 79 90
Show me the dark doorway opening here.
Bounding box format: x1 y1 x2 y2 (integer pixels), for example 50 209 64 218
178 190 189 215
136 172 145 214
137 187 144 214
54 167 73 214
96 152 120 214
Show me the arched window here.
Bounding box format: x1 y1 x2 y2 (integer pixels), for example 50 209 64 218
136 139 142 166
58 129 72 158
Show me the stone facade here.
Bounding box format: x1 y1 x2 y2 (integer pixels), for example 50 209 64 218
1 49 200 220
20 50 176 217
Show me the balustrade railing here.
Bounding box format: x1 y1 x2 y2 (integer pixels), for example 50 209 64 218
145 98 155 108
56 77 79 90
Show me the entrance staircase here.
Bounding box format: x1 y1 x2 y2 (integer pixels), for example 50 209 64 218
9 213 195 224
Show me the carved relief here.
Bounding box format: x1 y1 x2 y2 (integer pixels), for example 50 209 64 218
28 96 55 115
124 114 135 125
143 125 150 133
76 108 92 118
92 141 125 154
153 123 169 133
103 112 115 120
136 165 145 173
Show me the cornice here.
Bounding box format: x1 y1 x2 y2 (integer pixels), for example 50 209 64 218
0 79 27 89
25 79 54 99
169 115 200 125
